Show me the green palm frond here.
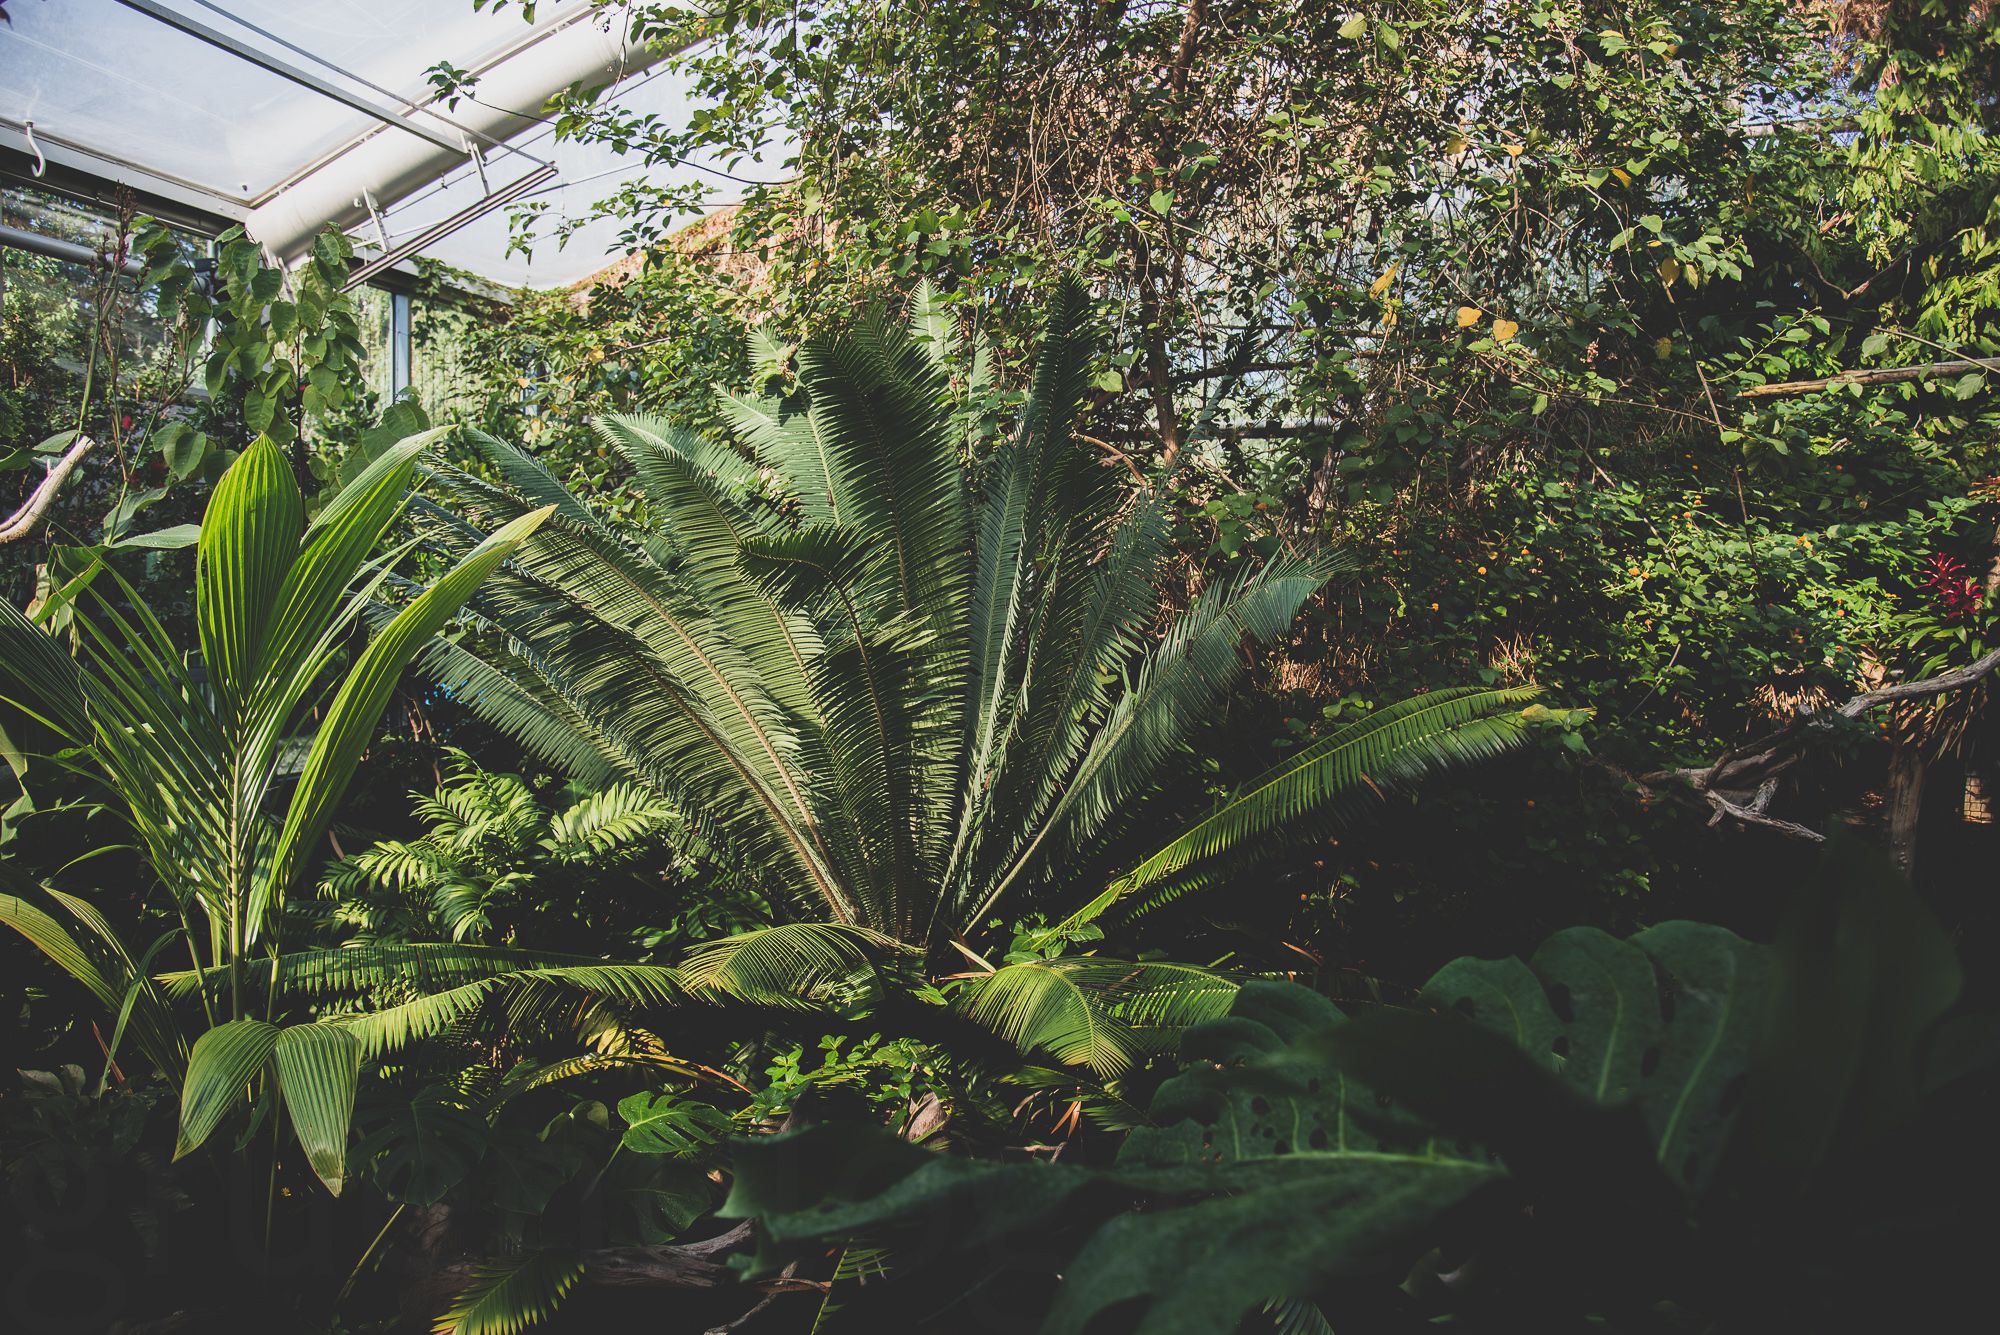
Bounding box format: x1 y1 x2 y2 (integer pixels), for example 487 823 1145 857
1098 687 1544 914
433 1251 585 1335
156 942 602 1002
956 958 1240 1077
544 781 677 862
973 552 1344 924
341 962 685 1060
678 922 910 1007
1266 1297 1338 1335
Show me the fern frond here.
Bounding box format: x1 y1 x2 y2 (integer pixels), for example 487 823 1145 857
956 958 1240 1077
678 922 909 1007
433 1251 585 1335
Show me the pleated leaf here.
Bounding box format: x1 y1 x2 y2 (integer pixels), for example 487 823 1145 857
273 1023 362 1194
197 436 304 708
176 1019 279 1160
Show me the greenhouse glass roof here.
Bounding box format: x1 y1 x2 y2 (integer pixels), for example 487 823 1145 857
0 0 755 288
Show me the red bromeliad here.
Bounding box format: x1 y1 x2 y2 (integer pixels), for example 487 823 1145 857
1919 553 1984 620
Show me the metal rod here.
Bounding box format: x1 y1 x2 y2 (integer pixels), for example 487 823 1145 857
390 290 411 397
0 223 145 275
341 162 557 291
111 0 468 155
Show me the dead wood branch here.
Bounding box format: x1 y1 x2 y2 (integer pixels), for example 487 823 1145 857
1736 357 2000 399
0 435 95 544
1643 645 2000 839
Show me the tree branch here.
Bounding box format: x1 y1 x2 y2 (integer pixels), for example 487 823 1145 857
1736 357 2000 399
0 435 95 545
1643 646 2000 839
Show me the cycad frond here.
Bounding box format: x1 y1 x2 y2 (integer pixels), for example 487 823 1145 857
678 922 910 1007
433 1251 585 1335
1102 687 1543 908
956 958 1239 1077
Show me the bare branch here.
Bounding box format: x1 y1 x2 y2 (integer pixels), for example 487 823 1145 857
1645 647 2000 839
0 435 95 545
1736 357 2000 399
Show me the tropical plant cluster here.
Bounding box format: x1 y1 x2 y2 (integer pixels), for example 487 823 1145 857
2 3 1999 1333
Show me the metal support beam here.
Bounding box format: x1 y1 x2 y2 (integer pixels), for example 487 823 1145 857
0 222 145 275
111 0 468 155
341 162 557 292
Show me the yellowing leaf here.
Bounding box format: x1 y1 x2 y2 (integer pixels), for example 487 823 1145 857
1368 262 1401 299
1338 13 1369 39
1610 167 1632 186
1503 142 1525 158
1492 317 1520 342
1658 257 1681 287
1456 306 1483 328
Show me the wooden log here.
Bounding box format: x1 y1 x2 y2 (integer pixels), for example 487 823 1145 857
1736 358 2000 399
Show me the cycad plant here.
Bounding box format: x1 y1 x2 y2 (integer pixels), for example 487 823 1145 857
413 282 1540 1072
0 432 549 1190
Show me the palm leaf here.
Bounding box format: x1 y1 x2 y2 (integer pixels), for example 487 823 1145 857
956 959 1240 1077
433 1251 585 1335
273 1023 362 1194
678 922 909 1006
196 435 303 709
176 1019 279 1160
1087 686 1545 921
267 504 554 904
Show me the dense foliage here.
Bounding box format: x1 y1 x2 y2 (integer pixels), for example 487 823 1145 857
4 2 2000 1333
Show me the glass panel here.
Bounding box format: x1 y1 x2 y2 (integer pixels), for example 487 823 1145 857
411 294 490 420
348 283 396 402
1 182 202 443
0 0 565 203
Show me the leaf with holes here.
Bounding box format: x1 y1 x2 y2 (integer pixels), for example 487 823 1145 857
1422 921 1768 1190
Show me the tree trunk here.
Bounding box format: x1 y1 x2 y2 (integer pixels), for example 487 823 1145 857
1886 736 1926 877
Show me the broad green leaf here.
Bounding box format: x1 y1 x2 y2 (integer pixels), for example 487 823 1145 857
197 437 304 707
177 1019 279 1160
616 1091 733 1157
274 1024 362 1194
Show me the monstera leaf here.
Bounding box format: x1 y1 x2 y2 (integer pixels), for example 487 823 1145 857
726 840 1995 1333
1422 919 1769 1192
726 925 1776 1335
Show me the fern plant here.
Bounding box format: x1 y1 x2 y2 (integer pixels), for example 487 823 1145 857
320 749 683 947
411 280 1542 1072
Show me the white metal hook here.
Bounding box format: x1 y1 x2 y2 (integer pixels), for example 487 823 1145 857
22 120 46 177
